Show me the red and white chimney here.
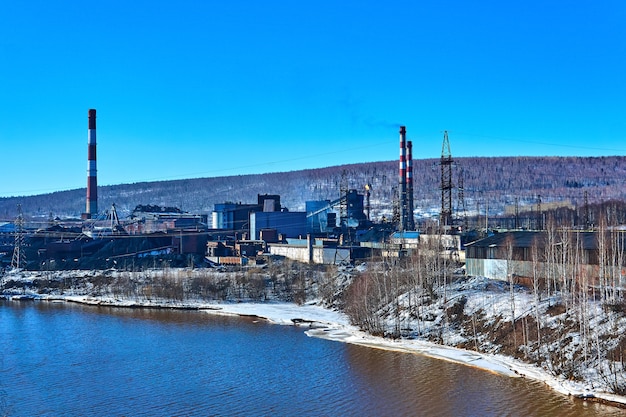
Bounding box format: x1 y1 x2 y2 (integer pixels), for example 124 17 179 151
406 140 415 230
86 109 98 218
399 126 407 231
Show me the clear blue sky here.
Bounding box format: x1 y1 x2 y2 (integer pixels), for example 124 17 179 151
1 1 624 197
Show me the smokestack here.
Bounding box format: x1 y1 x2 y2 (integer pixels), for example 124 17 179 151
406 140 415 230
86 109 98 218
399 126 407 231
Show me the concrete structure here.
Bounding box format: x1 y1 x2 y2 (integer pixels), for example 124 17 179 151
86 109 98 218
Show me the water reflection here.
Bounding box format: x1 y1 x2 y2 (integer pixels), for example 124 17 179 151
342 341 621 417
0 301 623 416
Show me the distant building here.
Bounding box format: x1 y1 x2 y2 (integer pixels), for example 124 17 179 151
126 205 206 235
465 230 626 286
211 194 282 233
269 237 352 265
250 211 307 240
305 189 368 235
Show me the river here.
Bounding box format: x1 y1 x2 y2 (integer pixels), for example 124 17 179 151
0 300 622 416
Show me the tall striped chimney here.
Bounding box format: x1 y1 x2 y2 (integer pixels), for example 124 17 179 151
406 140 415 230
86 109 98 218
399 126 407 231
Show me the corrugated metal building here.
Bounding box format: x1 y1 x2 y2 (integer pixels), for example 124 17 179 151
465 230 623 284
250 211 307 241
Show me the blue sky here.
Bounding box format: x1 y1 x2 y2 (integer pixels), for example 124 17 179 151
1 1 624 197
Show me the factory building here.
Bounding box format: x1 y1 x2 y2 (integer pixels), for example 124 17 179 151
306 200 336 234
250 211 307 241
212 194 309 242
305 189 368 235
126 205 207 235
0 223 16 268
212 194 281 232
212 202 258 231
269 238 352 265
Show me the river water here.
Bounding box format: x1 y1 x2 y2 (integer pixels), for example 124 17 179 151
0 300 622 416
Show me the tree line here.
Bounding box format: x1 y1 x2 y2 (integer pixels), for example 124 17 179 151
2 156 626 223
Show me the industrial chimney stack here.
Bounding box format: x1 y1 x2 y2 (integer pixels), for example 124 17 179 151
398 126 407 231
86 109 98 218
406 140 415 231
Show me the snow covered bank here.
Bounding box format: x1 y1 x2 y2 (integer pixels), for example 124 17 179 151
201 301 626 409
3 268 626 409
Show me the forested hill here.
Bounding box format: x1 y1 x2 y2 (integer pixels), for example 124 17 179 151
2 156 626 221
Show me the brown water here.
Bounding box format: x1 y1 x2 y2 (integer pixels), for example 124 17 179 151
0 300 623 416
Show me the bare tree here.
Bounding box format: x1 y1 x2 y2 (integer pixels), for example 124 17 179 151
531 238 542 346
505 235 517 347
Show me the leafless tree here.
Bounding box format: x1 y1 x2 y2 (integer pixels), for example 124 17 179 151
505 235 517 347
531 238 542 346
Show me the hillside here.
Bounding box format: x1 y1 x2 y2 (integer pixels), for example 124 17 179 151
2 156 626 222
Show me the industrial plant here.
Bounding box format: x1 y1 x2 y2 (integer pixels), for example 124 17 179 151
2 110 467 271
2 109 622 275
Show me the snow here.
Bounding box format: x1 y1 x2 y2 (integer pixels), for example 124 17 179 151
201 302 351 327
195 300 519 378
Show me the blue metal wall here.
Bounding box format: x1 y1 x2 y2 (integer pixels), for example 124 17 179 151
250 212 307 240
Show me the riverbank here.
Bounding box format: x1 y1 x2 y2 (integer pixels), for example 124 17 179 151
198 300 626 409
6 293 625 409
2 267 626 410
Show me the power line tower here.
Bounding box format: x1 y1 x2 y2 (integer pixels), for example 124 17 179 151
391 186 400 226
440 131 453 230
11 204 26 270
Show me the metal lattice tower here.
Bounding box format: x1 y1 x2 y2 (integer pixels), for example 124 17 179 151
440 131 453 229
391 186 400 226
11 204 26 270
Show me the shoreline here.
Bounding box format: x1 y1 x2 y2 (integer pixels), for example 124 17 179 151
7 294 625 409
